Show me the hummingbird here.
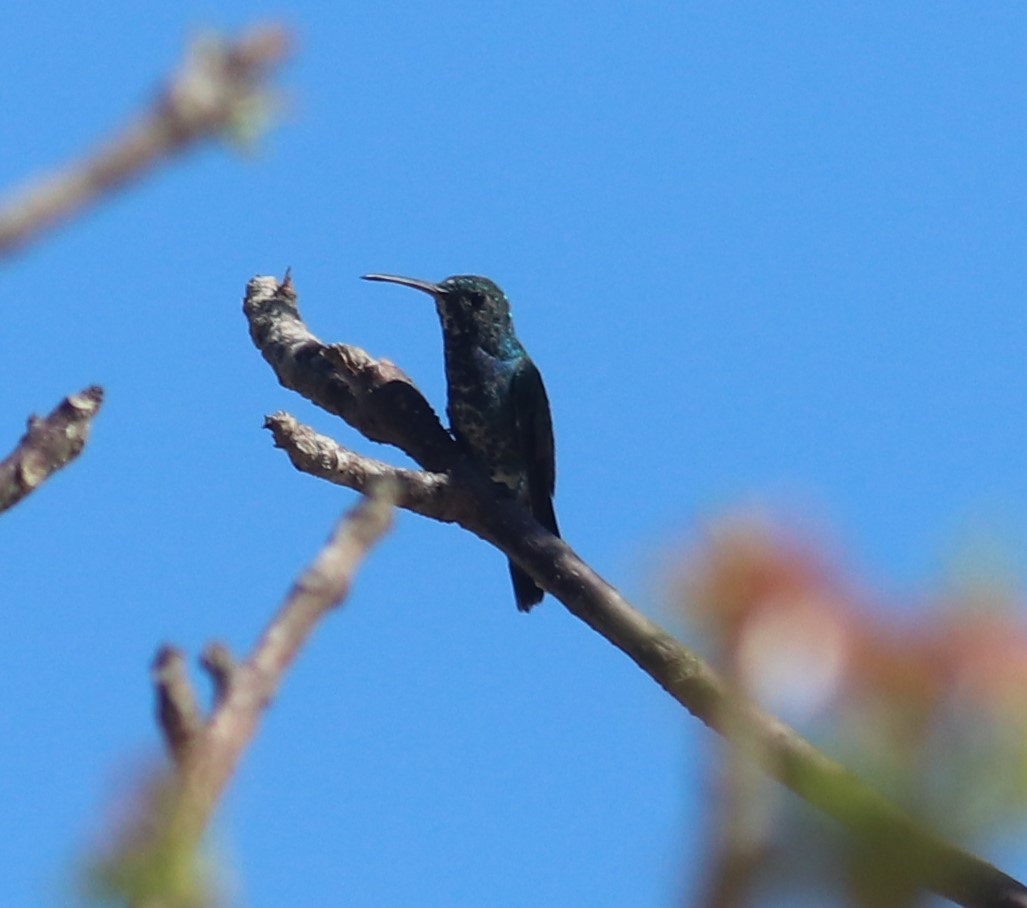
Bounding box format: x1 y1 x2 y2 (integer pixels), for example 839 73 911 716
362 273 559 611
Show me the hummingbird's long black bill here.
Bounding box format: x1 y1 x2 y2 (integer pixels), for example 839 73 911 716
362 273 441 296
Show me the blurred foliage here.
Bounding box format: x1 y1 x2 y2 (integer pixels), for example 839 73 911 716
82 768 217 908
672 513 1027 907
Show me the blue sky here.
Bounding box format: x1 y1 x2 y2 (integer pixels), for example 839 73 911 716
4 3 1027 905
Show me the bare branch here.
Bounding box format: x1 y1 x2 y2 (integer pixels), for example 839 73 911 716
100 494 391 906
0 385 104 514
244 274 458 471
160 491 393 844
265 411 459 520
243 273 1027 908
0 25 291 257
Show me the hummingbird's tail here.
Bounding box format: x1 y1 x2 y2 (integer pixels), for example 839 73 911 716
510 493 560 612
510 561 544 612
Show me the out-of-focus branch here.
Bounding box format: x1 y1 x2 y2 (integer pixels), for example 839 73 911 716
199 642 237 708
157 492 392 828
0 25 291 258
243 272 1027 908
0 385 104 514
151 646 204 766
95 493 392 905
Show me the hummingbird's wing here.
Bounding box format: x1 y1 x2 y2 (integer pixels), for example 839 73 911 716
507 357 559 612
510 357 559 538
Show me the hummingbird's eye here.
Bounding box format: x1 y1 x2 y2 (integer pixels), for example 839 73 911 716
470 292 486 309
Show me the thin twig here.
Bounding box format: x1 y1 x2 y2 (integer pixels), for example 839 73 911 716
244 273 1027 908
0 385 104 514
265 411 457 518
0 25 290 257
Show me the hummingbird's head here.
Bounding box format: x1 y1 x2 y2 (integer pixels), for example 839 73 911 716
362 273 517 353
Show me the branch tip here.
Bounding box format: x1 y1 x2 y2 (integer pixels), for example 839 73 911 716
152 644 204 765
0 384 106 514
199 642 237 706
